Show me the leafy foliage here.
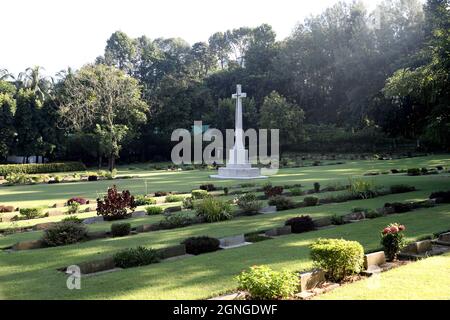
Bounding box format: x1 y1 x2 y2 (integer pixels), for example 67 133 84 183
113 246 161 268
195 196 233 223
42 222 87 247
181 236 220 255
96 185 136 221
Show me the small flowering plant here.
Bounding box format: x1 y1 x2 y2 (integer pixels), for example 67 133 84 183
380 223 406 261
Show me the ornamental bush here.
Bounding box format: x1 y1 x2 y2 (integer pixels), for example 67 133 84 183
67 202 80 214
381 223 406 261
429 191 450 203
236 193 263 215
264 186 284 198
181 236 220 255
159 212 196 229
165 195 184 203
289 187 303 196
111 222 131 237
310 238 364 282
191 189 208 199
96 185 136 221
313 182 321 193
113 246 161 268
195 196 233 222
407 168 421 176
390 184 416 194
19 208 43 220
303 196 319 207
134 195 156 206
42 222 87 247
268 196 295 211
199 184 216 191
236 265 299 300
145 206 163 215
67 197 88 205
0 162 85 176
285 215 315 233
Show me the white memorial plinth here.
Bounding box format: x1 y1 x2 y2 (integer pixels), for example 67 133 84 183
210 84 267 180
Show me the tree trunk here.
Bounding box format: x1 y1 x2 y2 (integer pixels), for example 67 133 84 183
108 154 115 171
98 155 102 169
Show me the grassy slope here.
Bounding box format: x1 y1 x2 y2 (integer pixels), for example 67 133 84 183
315 252 450 300
0 155 449 299
0 155 449 209
0 205 448 299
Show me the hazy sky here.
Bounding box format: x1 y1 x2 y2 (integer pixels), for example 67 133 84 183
1 0 381 76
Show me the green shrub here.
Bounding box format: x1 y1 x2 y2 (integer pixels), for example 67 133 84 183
381 223 406 261
134 195 156 206
303 196 319 207
195 197 233 222
61 216 82 223
67 202 80 215
236 265 299 300
241 182 256 188
191 189 208 199
19 208 43 220
223 187 229 195
145 206 163 215
0 162 86 176
199 184 216 191
182 196 194 209
390 184 416 194
407 168 421 176
113 246 161 268
165 195 184 203
236 193 263 215
159 212 195 229
365 210 384 219
268 196 295 211
111 222 131 237
290 187 303 196
285 215 315 233
348 178 378 199
42 222 87 247
310 238 364 282
5 173 34 185
330 214 345 225
313 182 321 193
181 236 220 255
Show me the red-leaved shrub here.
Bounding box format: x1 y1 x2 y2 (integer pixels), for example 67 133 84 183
96 185 136 221
67 197 88 205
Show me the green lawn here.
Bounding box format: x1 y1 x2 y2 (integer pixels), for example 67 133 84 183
315 252 450 300
0 155 449 299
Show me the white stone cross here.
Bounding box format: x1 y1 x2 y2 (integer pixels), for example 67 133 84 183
231 84 246 153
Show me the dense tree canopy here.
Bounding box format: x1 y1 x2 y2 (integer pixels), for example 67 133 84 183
0 0 449 166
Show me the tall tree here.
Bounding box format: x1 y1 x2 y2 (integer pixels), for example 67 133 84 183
59 64 148 170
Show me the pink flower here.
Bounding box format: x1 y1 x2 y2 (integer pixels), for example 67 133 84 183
398 225 406 231
383 228 391 235
390 226 399 233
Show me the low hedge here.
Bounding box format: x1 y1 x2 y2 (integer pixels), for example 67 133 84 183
181 236 220 255
310 238 364 282
0 162 86 176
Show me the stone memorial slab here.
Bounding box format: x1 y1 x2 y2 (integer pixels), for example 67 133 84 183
77 257 116 274
132 211 146 218
438 232 450 243
158 244 186 259
313 217 332 228
219 234 251 249
259 206 277 214
364 251 386 269
86 231 108 240
83 216 104 224
164 206 182 214
299 270 326 292
265 225 291 237
33 222 57 231
13 239 44 250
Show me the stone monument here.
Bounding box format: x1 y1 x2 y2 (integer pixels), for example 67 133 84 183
210 85 267 180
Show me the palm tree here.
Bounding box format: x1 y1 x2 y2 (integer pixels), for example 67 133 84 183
18 66 53 102
0 68 14 81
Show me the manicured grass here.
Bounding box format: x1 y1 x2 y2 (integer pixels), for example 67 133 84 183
315 252 450 300
0 155 448 209
0 155 449 300
0 204 448 299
